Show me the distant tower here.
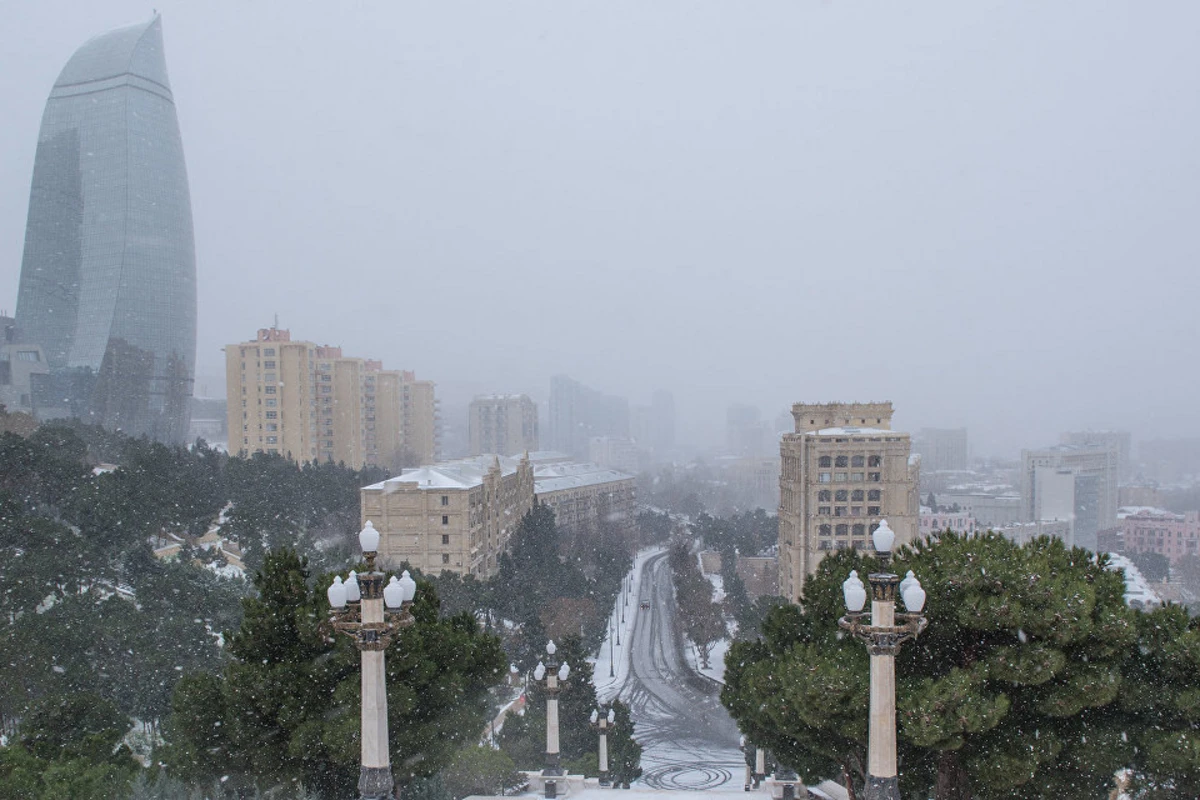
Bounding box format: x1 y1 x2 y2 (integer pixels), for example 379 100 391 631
15 15 196 442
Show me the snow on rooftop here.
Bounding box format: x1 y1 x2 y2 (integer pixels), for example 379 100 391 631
365 454 525 492
1105 553 1162 608
1117 505 1180 519
534 461 634 493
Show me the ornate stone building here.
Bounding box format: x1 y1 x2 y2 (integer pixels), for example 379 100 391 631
778 402 920 603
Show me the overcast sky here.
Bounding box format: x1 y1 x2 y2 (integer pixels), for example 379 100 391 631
2 2 1198 457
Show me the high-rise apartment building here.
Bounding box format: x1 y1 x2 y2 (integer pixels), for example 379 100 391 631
226 328 426 468
15 16 196 442
469 394 538 456
778 402 920 603
1060 431 1131 482
914 428 969 472
401 374 439 465
548 375 629 459
1021 443 1119 552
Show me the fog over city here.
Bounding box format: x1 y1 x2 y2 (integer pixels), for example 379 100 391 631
2 1 1198 457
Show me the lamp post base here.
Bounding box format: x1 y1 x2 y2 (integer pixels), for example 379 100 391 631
865 773 899 800
359 765 394 799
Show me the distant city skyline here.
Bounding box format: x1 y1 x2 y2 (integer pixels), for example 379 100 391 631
3 4 1198 455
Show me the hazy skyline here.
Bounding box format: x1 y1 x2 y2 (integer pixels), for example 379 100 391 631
3 2 1198 457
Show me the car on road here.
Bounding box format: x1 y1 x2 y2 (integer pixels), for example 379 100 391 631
640 600 650 610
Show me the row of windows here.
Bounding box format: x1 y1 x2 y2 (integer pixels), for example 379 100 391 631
818 489 882 502
818 455 883 468
817 472 881 483
815 506 882 517
818 539 870 551
818 522 881 537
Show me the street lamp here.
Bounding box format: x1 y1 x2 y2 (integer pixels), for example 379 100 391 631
837 520 928 800
327 521 417 800
590 707 616 787
533 640 571 798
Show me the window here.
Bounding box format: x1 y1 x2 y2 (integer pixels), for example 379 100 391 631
835 456 848 468
263 373 276 383
263 360 276 369
818 506 831 515
868 506 881 516
442 534 450 545
441 495 449 506
868 455 883 467
835 490 848 502
852 490 864 501
851 506 862 516
265 386 276 394
819 524 832 536
818 490 832 502
819 456 832 467
442 515 449 525
834 472 847 482
836 524 849 536
868 490 882 501
819 540 831 550
265 411 277 419
266 399 276 407
266 436 277 444
263 348 275 356
16 350 39 362
868 472 881 482
853 524 865 536
266 424 277 432
835 507 847 517
851 455 865 467
850 472 864 482
818 472 832 483
441 553 450 564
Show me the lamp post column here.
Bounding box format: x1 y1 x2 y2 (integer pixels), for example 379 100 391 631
866 573 901 800
546 671 561 775
358 570 393 799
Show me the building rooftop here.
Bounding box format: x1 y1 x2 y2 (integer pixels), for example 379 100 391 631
365 455 525 492
534 462 634 493
1118 506 1183 520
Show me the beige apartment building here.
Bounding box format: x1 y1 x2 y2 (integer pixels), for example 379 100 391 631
778 402 920 603
361 455 535 577
533 461 637 540
361 453 635 578
469 394 538 456
226 328 432 468
401 373 439 465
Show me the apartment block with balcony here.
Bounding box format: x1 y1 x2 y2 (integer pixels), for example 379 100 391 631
469 394 538 456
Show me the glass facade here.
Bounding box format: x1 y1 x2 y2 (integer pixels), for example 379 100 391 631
15 15 196 442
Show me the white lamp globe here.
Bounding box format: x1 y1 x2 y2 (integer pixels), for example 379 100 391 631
359 521 381 553
345 571 361 603
903 580 927 613
534 662 546 681
843 571 867 613
872 520 896 554
398 570 416 603
327 576 347 609
607 708 615 724
590 709 599 724
546 640 557 656
384 576 403 609
558 662 570 681
899 570 917 596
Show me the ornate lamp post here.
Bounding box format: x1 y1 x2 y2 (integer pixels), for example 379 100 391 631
533 640 571 798
590 707 616 787
837 520 928 800
327 521 417 800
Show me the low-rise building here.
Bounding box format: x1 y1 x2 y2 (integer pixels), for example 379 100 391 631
360 454 534 578
920 508 977 536
1117 506 1200 564
994 519 1073 547
361 453 635 578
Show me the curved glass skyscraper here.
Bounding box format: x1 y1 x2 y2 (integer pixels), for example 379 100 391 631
15 15 196 442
